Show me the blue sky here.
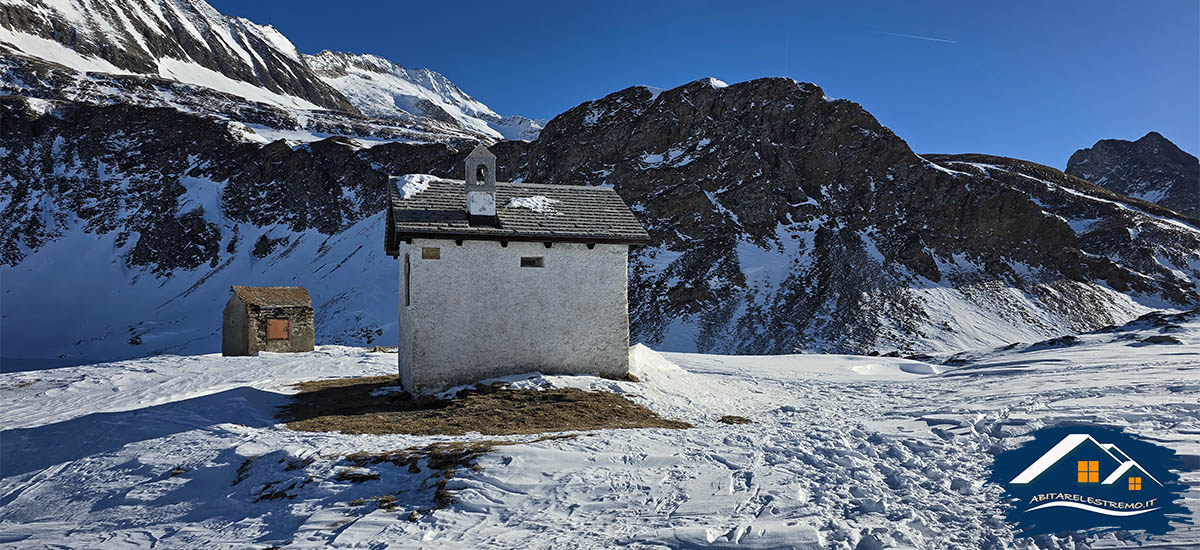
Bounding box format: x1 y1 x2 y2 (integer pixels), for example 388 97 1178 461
212 0 1198 168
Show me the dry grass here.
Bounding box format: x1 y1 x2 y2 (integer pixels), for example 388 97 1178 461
279 376 691 436
0 380 38 391
279 375 692 510
717 415 751 425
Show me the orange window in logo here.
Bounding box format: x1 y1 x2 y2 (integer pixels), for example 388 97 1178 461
1128 477 1142 491
1077 461 1099 483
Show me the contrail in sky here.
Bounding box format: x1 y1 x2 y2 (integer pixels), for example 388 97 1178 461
872 30 959 44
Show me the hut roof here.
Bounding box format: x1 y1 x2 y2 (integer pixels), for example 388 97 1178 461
231 286 312 308
385 177 650 254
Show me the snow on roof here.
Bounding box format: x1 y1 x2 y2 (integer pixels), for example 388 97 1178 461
505 196 560 214
393 174 437 199
385 177 650 251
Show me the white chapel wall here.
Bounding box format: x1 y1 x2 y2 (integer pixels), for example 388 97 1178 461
400 238 630 393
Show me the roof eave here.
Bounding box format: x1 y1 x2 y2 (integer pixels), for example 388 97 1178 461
386 230 650 252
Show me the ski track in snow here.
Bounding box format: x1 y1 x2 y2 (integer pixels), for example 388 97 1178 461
1 320 1198 549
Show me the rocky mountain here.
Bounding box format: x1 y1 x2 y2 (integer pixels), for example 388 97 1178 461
0 0 538 144
491 78 1200 354
1066 131 1198 218
0 93 469 368
305 50 544 141
3 74 1199 367
1 1 1197 367
0 0 352 110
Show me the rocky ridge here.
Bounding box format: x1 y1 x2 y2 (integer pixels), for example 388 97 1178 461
304 50 544 141
0 0 540 144
1066 131 1198 218
3 76 1198 364
492 78 1200 353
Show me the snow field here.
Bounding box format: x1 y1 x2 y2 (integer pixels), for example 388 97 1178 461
1 316 1198 548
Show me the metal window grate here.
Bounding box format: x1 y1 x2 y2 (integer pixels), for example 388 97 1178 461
520 257 544 268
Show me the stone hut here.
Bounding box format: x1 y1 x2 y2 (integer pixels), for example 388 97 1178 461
384 144 650 393
222 286 315 356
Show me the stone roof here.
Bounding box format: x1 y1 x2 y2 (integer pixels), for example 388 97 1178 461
231 286 312 308
385 177 650 253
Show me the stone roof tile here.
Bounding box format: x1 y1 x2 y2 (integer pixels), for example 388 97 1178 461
231 286 312 308
385 178 650 254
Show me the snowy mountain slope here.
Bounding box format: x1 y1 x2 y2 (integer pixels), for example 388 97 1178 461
0 47 490 146
0 0 538 144
1 314 1197 548
304 50 543 141
492 78 1200 355
1067 132 1199 219
3 76 1200 367
0 94 479 368
0 0 351 111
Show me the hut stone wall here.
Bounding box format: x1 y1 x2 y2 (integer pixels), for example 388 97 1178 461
248 305 315 353
222 286 314 356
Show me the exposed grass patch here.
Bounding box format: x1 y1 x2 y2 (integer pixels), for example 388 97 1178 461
0 380 39 391
280 376 691 436
717 415 751 425
280 376 691 509
346 494 398 510
1141 335 1183 345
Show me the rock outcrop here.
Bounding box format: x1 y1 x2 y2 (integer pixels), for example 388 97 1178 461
491 78 1200 353
1067 131 1199 218
5 77 1197 363
2 0 1197 363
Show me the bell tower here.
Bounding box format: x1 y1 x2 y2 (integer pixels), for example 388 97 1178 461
464 144 497 226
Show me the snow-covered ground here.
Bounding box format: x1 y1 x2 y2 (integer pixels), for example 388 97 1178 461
1 314 1197 549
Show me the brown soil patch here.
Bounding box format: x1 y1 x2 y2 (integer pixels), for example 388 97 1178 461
717 415 751 425
279 376 691 436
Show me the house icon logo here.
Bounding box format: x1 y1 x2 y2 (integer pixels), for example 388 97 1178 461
989 425 1190 539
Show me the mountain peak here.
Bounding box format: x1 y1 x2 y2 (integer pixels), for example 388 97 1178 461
0 0 541 142
300 49 542 141
497 76 1200 354
0 0 354 111
1138 130 1168 143
1066 132 1198 218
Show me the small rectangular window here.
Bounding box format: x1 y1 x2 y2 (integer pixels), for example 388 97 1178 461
267 318 290 340
520 256 544 268
1129 477 1142 491
404 254 411 307
1077 460 1099 483
422 247 440 259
